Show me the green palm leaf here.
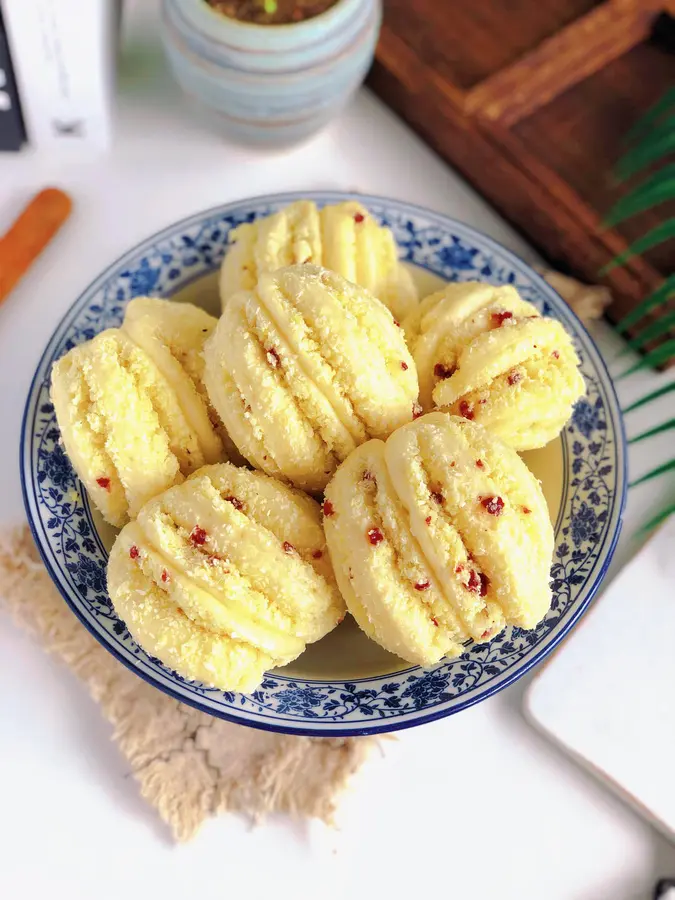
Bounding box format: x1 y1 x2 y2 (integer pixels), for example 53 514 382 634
623 381 675 413
605 164 675 226
614 89 675 534
616 310 675 356
625 87 675 145
629 458 675 488
639 502 675 534
615 114 675 181
619 339 675 377
600 220 675 274
615 276 675 333
628 418 675 444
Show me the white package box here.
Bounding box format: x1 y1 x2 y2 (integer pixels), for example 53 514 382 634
1 0 118 152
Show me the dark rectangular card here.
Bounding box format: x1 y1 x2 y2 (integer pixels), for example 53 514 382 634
0 6 26 151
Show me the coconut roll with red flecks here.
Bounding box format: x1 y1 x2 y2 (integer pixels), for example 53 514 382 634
322 412 554 667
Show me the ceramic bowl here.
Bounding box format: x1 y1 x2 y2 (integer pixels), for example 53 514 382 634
21 191 627 736
161 0 381 146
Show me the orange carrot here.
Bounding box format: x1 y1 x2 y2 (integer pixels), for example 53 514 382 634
0 188 72 304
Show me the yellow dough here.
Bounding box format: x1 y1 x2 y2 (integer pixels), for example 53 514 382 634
50 298 227 527
323 412 554 667
219 200 418 321
203 264 419 493
404 282 586 450
121 296 241 462
107 463 345 692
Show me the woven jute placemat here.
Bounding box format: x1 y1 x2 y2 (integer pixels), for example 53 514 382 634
0 526 375 842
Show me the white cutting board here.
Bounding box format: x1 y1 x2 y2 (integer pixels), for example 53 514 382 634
526 515 675 842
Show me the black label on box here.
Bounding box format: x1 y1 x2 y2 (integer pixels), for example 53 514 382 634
0 6 26 151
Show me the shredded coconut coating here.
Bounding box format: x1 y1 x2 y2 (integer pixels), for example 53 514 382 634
204 264 419 492
323 413 554 667
50 299 231 527
219 200 418 321
107 463 345 692
405 282 586 450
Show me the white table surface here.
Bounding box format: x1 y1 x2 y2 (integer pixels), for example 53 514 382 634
2 3 674 898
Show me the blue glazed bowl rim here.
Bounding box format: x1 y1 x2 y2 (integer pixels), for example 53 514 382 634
20 189 628 736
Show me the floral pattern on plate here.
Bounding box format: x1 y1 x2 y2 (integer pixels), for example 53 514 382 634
21 192 627 736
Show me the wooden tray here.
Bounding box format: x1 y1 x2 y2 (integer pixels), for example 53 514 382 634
368 0 675 342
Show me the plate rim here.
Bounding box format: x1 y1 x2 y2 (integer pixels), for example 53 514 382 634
20 189 628 736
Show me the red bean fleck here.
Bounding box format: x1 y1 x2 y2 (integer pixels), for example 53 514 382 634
481 496 505 516
224 496 243 510
367 527 384 546
401 361 409 371
415 580 431 591
431 616 439 627
467 569 489 597
450 461 456 467
476 459 484 469
430 490 444 505
362 470 375 482
412 401 423 419
302 256 312 264
129 545 139 560
161 569 170 583
323 500 335 517
434 362 455 379
455 564 464 574
491 310 513 327
266 348 281 368
96 477 111 491
459 399 475 420
393 319 401 328
522 506 532 514
354 212 365 223
190 526 208 546
425 516 432 525
312 550 323 559
508 370 522 385
552 349 560 359
480 629 492 641
283 541 295 554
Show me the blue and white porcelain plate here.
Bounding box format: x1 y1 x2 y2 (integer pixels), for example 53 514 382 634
21 191 627 736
